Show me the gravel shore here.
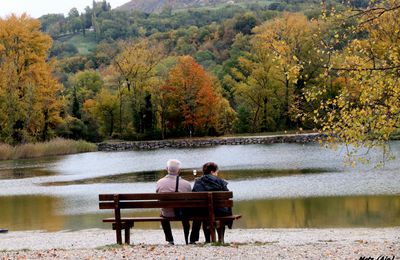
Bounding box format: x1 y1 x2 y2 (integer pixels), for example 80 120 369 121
0 228 399 259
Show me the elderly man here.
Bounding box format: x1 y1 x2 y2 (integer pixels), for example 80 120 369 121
156 159 191 245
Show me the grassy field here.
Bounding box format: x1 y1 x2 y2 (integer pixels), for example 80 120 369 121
63 32 97 55
0 138 97 161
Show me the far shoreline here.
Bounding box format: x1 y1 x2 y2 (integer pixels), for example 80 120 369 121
97 132 324 151
0 132 322 161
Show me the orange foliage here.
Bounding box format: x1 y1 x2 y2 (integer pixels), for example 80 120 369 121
165 56 223 134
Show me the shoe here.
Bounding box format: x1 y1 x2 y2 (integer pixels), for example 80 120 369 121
189 241 196 244
168 241 174 245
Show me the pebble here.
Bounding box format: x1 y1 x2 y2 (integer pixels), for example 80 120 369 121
0 228 398 259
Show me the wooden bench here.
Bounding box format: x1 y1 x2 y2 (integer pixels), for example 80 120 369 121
99 191 242 245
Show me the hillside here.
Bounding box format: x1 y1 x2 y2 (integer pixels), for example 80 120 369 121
116 0 232 13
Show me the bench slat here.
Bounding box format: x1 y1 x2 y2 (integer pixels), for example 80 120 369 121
102 215 242 223
99 200 233 209
99 191 233 201
103 217 164 222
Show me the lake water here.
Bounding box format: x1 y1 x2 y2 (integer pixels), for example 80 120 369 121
0 142 399 231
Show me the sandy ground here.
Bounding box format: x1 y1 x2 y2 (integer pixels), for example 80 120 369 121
0 228 399 259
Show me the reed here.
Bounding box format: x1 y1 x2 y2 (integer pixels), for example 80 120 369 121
0 138 97 160
0 143 13 160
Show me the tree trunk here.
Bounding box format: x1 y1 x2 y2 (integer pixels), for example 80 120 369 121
285 78 290 128
42 109 49 141
109 113 114 137
263 97 268 131
118 89 123 136
252 105 260 132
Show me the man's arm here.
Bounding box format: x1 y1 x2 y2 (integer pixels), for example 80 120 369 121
182 180 192 192
156 180 161 193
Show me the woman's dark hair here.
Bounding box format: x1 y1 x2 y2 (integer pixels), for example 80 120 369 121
202 162 218 175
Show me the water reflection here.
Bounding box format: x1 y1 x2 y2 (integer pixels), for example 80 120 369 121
0 195 65 231
1 195 399 231
0 157 58 180
0 168 55 180
234 196 400 228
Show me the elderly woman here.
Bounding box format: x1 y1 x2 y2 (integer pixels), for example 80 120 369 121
189 162 232 244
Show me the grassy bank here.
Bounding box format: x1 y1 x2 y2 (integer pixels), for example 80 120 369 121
0 138 97 160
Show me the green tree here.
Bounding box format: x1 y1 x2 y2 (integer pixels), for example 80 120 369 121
234 12 257 35
68 70 103 118
90 89 118 137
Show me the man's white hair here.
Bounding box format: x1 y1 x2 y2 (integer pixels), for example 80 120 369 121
166 159 181 174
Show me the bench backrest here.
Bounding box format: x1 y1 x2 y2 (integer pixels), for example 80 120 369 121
99 191 233 210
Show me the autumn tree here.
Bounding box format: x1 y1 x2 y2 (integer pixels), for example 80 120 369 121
307 0 400 164
231 13 320 132
162 56 235 136
251 13 319 129
53 70 104 140
112 40 164 136
100 65 131 139
0 14 63 143
229 38 281 132
87 88 118 137
113 40 163 93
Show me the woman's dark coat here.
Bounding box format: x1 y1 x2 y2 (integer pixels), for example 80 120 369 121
192 174 232 217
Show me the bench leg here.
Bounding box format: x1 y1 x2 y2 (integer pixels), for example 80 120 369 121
116 227 122 245
125 226 130 245
209 221 216 242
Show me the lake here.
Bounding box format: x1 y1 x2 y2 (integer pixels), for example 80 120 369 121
0 142 399 231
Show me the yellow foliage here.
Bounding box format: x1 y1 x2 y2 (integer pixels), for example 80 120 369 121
0 14 63 143
234 12 319 131
113 39 164 94
307 0 400 164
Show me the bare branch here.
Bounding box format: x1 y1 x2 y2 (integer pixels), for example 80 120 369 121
326 65 400 71
350 4 400 25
